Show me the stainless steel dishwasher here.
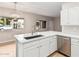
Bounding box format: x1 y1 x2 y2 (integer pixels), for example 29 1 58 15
57 35 71 57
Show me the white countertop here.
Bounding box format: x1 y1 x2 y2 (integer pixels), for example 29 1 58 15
15 31 79 43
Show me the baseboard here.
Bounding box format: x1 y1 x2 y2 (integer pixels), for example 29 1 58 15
0 40 16 46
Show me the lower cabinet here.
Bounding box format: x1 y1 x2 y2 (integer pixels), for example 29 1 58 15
71 38 79 57
24 45 39 57
23 38 50 57
39 41 49 57
49 43 57 54
49 36 57 54
71 44 79 57
22 36 79 57
17 36 57 57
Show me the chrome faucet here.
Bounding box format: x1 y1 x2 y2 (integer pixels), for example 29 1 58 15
31 24 36 35
31 22 40 35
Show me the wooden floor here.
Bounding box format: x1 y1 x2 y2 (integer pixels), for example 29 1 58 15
49 52 66 57
0 42 16 57
0 42 65 57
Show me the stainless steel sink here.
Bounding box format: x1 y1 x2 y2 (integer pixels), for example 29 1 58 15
24 35 43 40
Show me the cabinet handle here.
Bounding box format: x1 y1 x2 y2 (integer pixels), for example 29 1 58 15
64 38 70 40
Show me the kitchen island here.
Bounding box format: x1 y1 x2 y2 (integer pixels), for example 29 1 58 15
15 31 79 57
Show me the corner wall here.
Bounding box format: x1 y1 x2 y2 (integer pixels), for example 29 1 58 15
53 17 62 31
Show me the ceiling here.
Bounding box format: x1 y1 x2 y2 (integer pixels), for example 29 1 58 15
0 2 62 17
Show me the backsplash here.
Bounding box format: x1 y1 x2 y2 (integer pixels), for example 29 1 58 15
62 26 79 35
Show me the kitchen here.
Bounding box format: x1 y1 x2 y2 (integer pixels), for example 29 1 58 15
0 2 79 57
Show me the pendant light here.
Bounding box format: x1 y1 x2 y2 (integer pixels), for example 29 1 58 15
11 2 20 18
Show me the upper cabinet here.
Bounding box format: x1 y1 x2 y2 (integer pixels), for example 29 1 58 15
61 7 79 25
68 7 79 25
61 9 69 25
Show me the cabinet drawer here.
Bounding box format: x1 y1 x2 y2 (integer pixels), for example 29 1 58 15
50 38 57 42
52 36 57 39
71 38 79 45
49 36 57 41
23 41 39 48
39 38 49 43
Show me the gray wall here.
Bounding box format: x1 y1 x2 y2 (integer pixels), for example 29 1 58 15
0 7 54 43
53 17 62 31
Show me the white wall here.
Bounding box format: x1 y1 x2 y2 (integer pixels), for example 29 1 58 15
62 26 79 35
62 2 79 10
0 7 54 43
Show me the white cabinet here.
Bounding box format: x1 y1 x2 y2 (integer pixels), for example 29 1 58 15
71 38 79 57
61 9 69 25
24 45 39 57
71 44 79 57
39 38 49 57
49 36 57 54
68 7 79 25
40 42 49 57
16 36 57 57
61 7 79 25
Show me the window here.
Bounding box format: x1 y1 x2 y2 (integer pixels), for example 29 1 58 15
0 16 24 30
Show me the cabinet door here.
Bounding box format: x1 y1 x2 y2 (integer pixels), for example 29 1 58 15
61 7 79 25
24 45 39 57
49 42 57 53
49 37 57 54
39 40 49 57
69 7 79 25
71 44 79 57
61 9 69 25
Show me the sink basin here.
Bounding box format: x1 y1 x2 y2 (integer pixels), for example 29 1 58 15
24 35 43 40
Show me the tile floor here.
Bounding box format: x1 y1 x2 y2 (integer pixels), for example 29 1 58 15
0 42 65 57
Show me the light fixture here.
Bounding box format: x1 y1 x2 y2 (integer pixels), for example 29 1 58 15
10 2 20 18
